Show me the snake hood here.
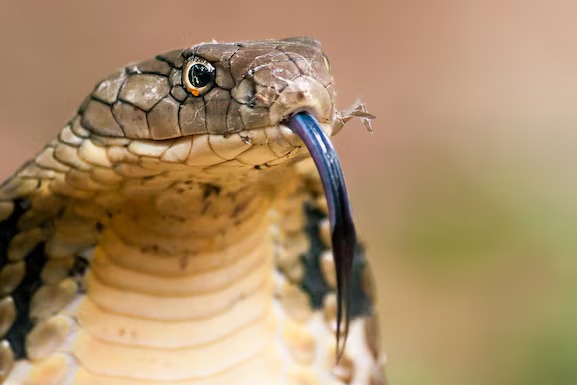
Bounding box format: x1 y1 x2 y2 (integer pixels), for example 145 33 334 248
72 37 373 345
0 37 382 385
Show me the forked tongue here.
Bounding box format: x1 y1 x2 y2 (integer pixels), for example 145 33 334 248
286 112 357 358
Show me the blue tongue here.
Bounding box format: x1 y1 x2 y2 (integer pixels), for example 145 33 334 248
286 112 357 356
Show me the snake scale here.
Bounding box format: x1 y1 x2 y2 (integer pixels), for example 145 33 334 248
0 37 385 385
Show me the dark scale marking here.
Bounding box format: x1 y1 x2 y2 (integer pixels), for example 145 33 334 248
0 201 93 359
70 256 89 277
299 203 374 318
0 200 47 358
202 183 221 199
0 200 28 269
7 242 46 358
349 246 375 318
70 256 90 293
299 204 332 308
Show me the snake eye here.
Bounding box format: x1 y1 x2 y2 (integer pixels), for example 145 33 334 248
183 59 216 97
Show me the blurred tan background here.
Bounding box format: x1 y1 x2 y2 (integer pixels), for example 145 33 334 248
1 1 577 384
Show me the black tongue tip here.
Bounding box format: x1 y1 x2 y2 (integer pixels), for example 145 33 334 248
285 112 358 358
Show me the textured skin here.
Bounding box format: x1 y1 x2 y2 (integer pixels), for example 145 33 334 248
81 38 333 139
0 37 385 384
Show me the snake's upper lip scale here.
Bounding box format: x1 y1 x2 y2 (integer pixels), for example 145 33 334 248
285 111 357 356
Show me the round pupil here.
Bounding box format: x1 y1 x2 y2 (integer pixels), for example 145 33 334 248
189 63 213 88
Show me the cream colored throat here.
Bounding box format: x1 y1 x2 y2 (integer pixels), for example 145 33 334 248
72 192 281 384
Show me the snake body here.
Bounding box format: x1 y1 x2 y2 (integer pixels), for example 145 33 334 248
0 37 385 384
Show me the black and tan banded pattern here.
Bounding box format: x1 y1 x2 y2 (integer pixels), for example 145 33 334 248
0 37 384 385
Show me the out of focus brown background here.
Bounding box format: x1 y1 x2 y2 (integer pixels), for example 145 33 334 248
2 1 577 384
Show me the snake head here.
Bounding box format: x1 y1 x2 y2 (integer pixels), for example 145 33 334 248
81 37 335 140
70 37 346 180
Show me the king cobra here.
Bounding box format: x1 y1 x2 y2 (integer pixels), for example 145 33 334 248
0 37 384 385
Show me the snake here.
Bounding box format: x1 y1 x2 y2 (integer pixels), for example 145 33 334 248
0 37 384 385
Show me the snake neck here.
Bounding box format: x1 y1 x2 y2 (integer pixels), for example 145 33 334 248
71 183 285 383
2 166 385 385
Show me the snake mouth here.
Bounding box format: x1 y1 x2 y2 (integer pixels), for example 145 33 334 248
285 111 357 354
